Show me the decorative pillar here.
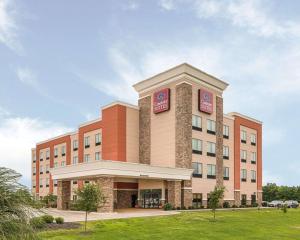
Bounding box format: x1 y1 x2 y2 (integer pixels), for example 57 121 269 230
57 180 71 210
216 96 224 188
167 181 181 208
96 177 114 213
182 180 193 208
139 96 151 164
257 191 263 206
234 190 241 206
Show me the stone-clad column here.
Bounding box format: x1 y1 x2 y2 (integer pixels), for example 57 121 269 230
167 181 181 208
96 177 114 213
175 83 192 168
57 180 71 210
257 191 262 206
234 191 240 206
216 96 224 188
182 180 193 208
139 96 151 165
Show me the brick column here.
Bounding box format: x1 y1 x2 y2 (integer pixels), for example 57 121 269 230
234 191 240 206
182 180 192 208
96 177 114 213
216 96 224 188
139 96 151 164
57 180 71 210
167 181 181 208
257 191 262 206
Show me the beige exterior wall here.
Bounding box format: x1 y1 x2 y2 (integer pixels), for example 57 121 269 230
31 148 36 195
83 129 102 162
38 147 51 197
138 179 165 190
126 107 139 163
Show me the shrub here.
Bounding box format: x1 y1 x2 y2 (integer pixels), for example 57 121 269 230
200 205 204 209
232 204 238 208
252 203 259 207
41 214 54 224
163 203 173 211
188 206 193 210
239 205 246 208
281 204 288 213
182 206 187 210
223 201 230 208
55 217 64 224
262 202 268 207
176 207 181 210
30 217 46 229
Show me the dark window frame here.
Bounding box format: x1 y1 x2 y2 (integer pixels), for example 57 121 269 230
192 150 202 155
192 126 202 131
207 130 216 135
207 175 216 179
207 152 216 157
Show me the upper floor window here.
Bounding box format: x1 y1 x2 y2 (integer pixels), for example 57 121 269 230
39 152 43 161
54 162 58 168
84 136 90 148
241 130 247 143
33 167 36 175
46 164 49 173
192 139 202 154
54 180 58 187
73 140 78 151
192 115 202 131
223 167 229 180
46 178 50 187
192 162 202 178
241 169 247 181
54 148 58 157
73 156 78 165
39 178 43 187
207 164 216 179
61 161 65 167
223 125 229 139
223 146 229 159
95 152 101 161
32 180 36 188
251 134 256 146
46 150 50 159
251 152 256 164
61 146 66 156
207 119 216 135
241 150 247 162
40 166 43 174
95 134 102 146
207 142 216 157
84 154 90 163
33 153 36 162
251 170 256 182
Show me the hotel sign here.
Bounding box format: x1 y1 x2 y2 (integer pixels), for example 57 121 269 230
153 88 170 114
199 89 213 114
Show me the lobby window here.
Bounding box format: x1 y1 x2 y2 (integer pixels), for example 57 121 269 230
46 164 49 173
95 152 101 161
241 169 247 182
84 136 90 148
192 115 202 131
251 170 256 183
223 125 229 139
251 134 256 146
33 167 36 175
207 142 216 157
241 130 247 143
73 140 78 151
251 152 256 164
84 154 90 163
192 162 202 178
54 148 58 158
192 193 202 208
192 139 202 154
223 146 229 160
73 156 78 165
46 178 49 187
61 146 66 156
95 133 102 146
207 164 216 179
61 161 65 167
54 162 58 168
241 150 247 163
40 166 43 174
207 119 216 135
223 167 229 180
46 150 50 160
39 152 43 161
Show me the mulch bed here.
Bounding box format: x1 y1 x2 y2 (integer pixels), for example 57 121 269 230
44 222 81 231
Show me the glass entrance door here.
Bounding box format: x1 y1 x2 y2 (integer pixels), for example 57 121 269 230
140 189 162 208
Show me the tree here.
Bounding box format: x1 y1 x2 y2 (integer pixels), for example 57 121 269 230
42 193 57 208
75 183 105 232
0 167 38 239
208 186 225 221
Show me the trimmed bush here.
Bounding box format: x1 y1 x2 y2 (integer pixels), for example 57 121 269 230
42 214 54 224
281 204 288 213
176 207 181 210
182 206 187 210
55 217 64 224
223 201 230 208
252 203 259 207
30 217 46 229
262 202 268 207
163 203 173 211
232 204 238 208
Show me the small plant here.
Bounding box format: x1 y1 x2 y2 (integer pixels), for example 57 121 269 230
30 217 46 229
208 186 225 220
252 202 259 207
55 217 64 224
182 206 187 210
176 207 181 210
281 204 288 213
188 206 192 210
163 203 173 211
232 204 238 208
41 214 54 224
223 201 230 208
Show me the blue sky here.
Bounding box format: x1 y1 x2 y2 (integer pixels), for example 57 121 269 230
0 0 300 187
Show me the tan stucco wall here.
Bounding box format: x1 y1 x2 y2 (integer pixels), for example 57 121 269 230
126 107 139 163
138 179 164 189
83 129 102 162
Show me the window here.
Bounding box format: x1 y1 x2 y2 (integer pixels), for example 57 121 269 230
241 130 247 143
223 167 229 180
73 156 78 165
46 178 49 187
192 162 202 178
73 195 77 201
32 180 36 188
73 140 78 151
95 133 102 146
207 119 216 134
39 152 43 161
54 148 58 157
241 194 247 206
192 139 202 154
61 146 66 156
251 170 256 183
251 152 256 164
241 169 247 181
46 164 49 173
54 180 58 187
33 167 36 175
223 125 229 139
54 162 58 168
46 150 50 159
223 146 229 159
207 142 216 157
84 154 90 163
192 193 202 208
33 153 36 163
95 152 101 161
207 164 216 179
85 180 90 184
251 134 256 146
84 136 90 148
73 180 78 185
40 166 43 174
61 161 65 167
192 115 202 131
39 178 43 188
241 150 247 162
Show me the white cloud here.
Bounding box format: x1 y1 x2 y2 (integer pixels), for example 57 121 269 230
159 0 176 11
0 0 23 53
123 1 139 11
0 115 72 187
16 67 39 89
263 170 282 185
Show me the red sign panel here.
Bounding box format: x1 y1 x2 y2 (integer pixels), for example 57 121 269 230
199 89 213 114
153 88 170 114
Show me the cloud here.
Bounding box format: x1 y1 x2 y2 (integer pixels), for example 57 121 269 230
16 67 39 90
0 0 23 53
123 1 139 11
159 0 176 11
0 113 72 187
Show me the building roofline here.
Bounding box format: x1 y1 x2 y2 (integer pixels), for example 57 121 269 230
228 112 262 124
223 113 235 120
36 132 73 145
78 118 102 128
101 101 139 110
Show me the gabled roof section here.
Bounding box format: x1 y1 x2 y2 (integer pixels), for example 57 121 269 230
133 63 229 93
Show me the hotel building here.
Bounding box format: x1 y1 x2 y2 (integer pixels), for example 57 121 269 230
31 63 262 212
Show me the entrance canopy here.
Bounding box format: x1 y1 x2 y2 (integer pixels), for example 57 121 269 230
51 160 193 181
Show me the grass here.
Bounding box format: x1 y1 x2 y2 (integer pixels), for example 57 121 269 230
39 208 300 240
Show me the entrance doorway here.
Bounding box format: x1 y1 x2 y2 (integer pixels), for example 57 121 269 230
140 189 162 208
131 194 137 208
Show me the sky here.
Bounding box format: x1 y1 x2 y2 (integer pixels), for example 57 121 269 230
0 0 300 187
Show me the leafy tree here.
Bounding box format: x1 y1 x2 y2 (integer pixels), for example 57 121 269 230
208 186 225 221
42 193 57 208
263 183 300 202
75 183 105 232
0 167 38 239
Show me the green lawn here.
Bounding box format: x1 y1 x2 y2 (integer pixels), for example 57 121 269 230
39 209 300 240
